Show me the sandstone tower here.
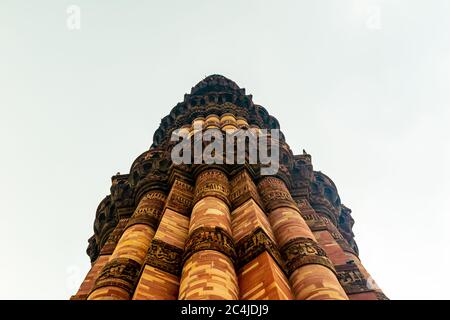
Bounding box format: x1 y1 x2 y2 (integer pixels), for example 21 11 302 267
71 75 387 300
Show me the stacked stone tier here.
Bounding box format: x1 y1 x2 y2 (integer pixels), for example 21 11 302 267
74 165 384 300
74 78 387 300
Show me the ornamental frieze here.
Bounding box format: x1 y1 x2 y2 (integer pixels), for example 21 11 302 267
110 174 134 210
235 227 284 272
298 202 357 256
258 177 298 212
87 235 99 263
193 169 230 206
280 237 336 277
300 213 328 231
165 179 194 216
99 218 130 255
126 191 167 230
92 258 142 293
126 215 159 231
323 217 357 255
335 263 373 295
134 173 169 202
229 170 263 210
183 227 236 265
146 239 184 276
258 176 286 190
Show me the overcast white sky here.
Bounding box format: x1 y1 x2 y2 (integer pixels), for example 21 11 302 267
1 0 449 300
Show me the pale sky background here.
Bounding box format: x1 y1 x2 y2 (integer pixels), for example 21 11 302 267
1 0 449 300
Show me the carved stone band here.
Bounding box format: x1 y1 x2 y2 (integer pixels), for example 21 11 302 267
302 213 357 256
126 192 166 230
257 177 298 212
126 214 160 231
146 239 184 276
229 170 263 211
301 213 329 232
280 237 336 277
165 179 194 217
335 263 371 295
99 218 130 255
92 257 142 293
193 169 230 206
183 227 236 265
235 227 284 272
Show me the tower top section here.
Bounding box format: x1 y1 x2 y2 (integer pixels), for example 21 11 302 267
151 75 280 148
190 74 243 96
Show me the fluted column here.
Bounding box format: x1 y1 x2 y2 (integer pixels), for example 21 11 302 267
230 169 293 300
71 218 129 300
258 177 348 300
87 190 167 300
133 175 194 300
178 168 239 300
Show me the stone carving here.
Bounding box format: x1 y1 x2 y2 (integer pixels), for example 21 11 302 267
257 177 298 212
99 218 130 256
338 205 359 255
297 198 357 256
93 196 114 238
280 237 336 277
300 212 329 232
110 174 134 210
235 227 284 272
86 235 99 264
183 227 236 265
126 191 167 230
130 150 170 187
92 258 142 293
193 169 230 206
309 169 359 255
290 154 313 199
336 263 372 295
229 170 263 210
165 179 194 216
146 239 184 276
89 196 116 263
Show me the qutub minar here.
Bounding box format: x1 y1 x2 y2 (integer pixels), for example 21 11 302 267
71 75 387 300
